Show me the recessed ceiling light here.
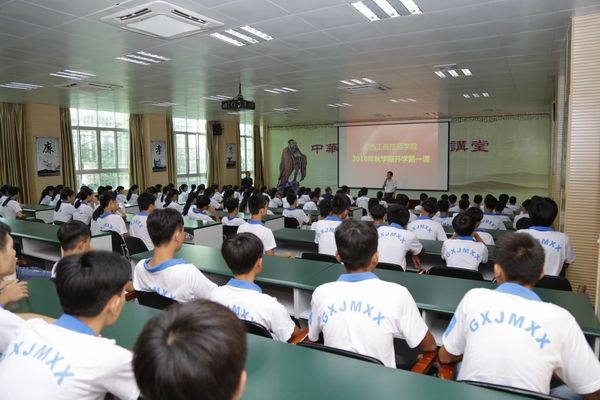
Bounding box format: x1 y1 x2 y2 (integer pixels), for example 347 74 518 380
327 103 352 108
225 29 259 44
472 93 480 98
399 0 423 15
210 32 245 46
151 102 177 107
434 71 446 78
239 25 273 41
50 69 96 80
461 68 472 76
137 51 171 61
362 78 376 84
116 51 171 66
463 94 470 99
352 0 422 21
435 66 472 78
482 92 490 97
265 87 298 94
340 78 377 86
0 82 43 90
351 2 379 21
210 26 274 46
463 92 490 99
340 80 354 85
447 69 459 78
390 98 417 103
274 107 298 112
127 54 161 63
373 0 399 17
116 56 150 66
204 95 231 101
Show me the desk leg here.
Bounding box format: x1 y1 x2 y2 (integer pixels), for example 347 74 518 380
193 225 223 248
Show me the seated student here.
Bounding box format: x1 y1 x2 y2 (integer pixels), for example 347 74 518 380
39 185 55 205
133 209 217 302
472 193 483 210
129 192 156 251
49 184 63 207
517 197 575 276
498 193 514 215
237 195 277 255
361 198 380 222
355 187 370 211
126 184 139 206
377 191 388 208
396 194 417 223
0 186 25 219
91 191 128 237
441 214 488 271
494 202 512 222
448 194 459 213
149 186 163 209
377 205 422 271
322 186 333 202
312 194 349 256
466 207 495 245
204 187 222 210
433 199 454 227
222 198 245 227
341 185 355 206
53 187 75 223
407 199 447 241
115 186 127 204
163 189 183 213
282 193 311 227
311 199 332 229
73 186 95 226
309 220 436 368
133 300 247 400
268 190 283 208
413 193 428 214
458 199 470 213
370 204 386 227
507 195 519 213
513 199 531 230
210 233 303 342
303 192 319 212
53 220 92 278
178 184 189 204
296 187 307 206
183 194 220 223
0 250 140 399
440 233 600 397
211 184 223 205
479 196 507 231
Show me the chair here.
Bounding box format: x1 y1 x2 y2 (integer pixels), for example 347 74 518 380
124 236 149 256
297 342 384 366
376 262 405 272
53 221 65 226
535 276 573 291
222 225 239 238
244 320 273 339
136 291 177 310
460 380 561 400
301 252 339 263
109 230 130 259
284 217 300 229
28 218 46 223
428 266 484 281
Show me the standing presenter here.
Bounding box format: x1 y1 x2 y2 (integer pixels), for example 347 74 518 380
383 171 397 202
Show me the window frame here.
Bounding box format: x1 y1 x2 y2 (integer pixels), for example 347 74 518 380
173 118 208 186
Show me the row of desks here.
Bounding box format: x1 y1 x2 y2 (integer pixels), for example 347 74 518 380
10 279 526 400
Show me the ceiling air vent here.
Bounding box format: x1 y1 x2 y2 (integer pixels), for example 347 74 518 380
338 83 391 95
55 82 122 91
101 1 224 39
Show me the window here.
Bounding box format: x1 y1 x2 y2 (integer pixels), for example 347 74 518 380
70 108 129 190
240 123 254 181
173 118 208 187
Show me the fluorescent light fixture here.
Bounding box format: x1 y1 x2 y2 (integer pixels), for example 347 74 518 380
274 107 298 112
447 69 459 77
341 103 352 106
281 87 298 92
50 73 82 80
482 92 490 97
399 0 423 14
225 29 259 44
390 99 398 103
50 69 96 80
434 71 446 78
463 94 470 98
210 32 245 46
116 56 150 65
340 80 355 85
127 54 161 63
407 98 416 102
151 102 177 107
390 98 417 103
327 104 337 107
0 82 43 90
351 1 380 21
136 51 171 61
472 93 480 98
264 89 279 94
239 25 273 41
351 79 364 84
265 87 299 94
362 78 376 83
461 68 472 76
373 0 399 17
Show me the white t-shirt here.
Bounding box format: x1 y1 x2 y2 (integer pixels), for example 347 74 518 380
298 194 309 206
282 199 290 209
433 215 454 228
185 207 215 223
476 230 495 245
127 193 138 206
309 272 428 368
517 227 575 276
479 213 507 230
0 199 22 219
0 307 23 353
441 237 488 270
165 201 183 213
443 284 600 395
282 208 310 226
49 193 61 207
313 216 343 256
221 216 245 226
116 194 127 204
356 196 370 211
129 212 153 251
73 203 94 226
449 205 460 213
133 258 217 302
0 316 139 400
303 201 318 211
408 212 417 223
513 212 529 229
377 224 423 270
407 217 447 241
209 197 221 210
154 197 163 209
212 192 223 204
383 178 397 194
40 195 52 205
53 202 75 223
209 279 295 342
178 192 189 204
379 200 388 208
237 221 277 253
269 197 283 208
95 213 127 236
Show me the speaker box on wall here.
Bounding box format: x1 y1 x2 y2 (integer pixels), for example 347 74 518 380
212 123 223 136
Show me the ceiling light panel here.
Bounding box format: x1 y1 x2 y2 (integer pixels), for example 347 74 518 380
265 87 298 94
49 69 96 80
151 102 178 107
463 92 491 99
204 95 231 101
116 51 171 66
328 103 352 108
211 26 274 47
274 107 298 112
390 98 416 103
339 78 377 86
0 82 43 90
434 66 473 78
351 0 422 21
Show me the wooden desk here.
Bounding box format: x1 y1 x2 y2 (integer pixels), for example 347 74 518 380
22 204 54 223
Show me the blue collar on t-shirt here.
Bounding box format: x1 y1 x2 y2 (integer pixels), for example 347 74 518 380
192 208 207 215
417 216 430 220
530 226 554 232
138 211 149 216
227 278 262 293
456 235 474 241
54 314 96 336
389 223 405 230
337 271 378 282
483 212 495 216
285 207 296 211
143 258 186 272
227 215 237 221
100 212 112 219
247 219 263 225
495 282 541 302
325 216 342 222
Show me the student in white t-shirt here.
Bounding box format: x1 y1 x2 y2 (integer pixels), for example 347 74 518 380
115 186 127 204
376 191 388 209
237 195 277 255
163 189 183 213
53 221 92 278
466 207 495 245
302 192 319 212
133 208 217 302
38 185 55 206
133 299 248 400
377 205 422 271
407 199 447 241
222 198 245 227
210 233 303 342
507 195 519 213
48 184 64 207
183 194 221 223
432 199 454 227
448 194 460 213
178 184 189 204
126 184 139 206
0 186 25 220
268 190 283 209
72 186 96 226
355 187 370 211
440 233 600 398
360 199 379 222
479 196 507 230
0 250 140 400
309 220 436 368
441 213 488 271
129 192 156 251
413 193 428 214
91 191 128 236
513 199 531 230
282 193 311 227
517 197 575 276
312 194 350 256
53 187 76 224
494 202 512 222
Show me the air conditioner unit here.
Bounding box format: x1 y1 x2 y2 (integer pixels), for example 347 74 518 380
55 82 122 91
101 1 224 39
338 83 391 95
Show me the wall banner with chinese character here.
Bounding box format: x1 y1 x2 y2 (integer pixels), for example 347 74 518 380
36 137 61 176
151 141 167 172
225 143 237 169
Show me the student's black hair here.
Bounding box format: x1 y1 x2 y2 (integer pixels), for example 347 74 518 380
419 193 428 201
2 186 20 207
147 209 184 247
458 199 470 210
138 192 155 212
422 198 438 214
160 186 169 203
516 217 533 230
179 184 188 194
39 185 55 204
387 204 409 227
57 221 91 251
484 195 498 210
286 193 297 207
325 186 332 193
438 199 450 213
473 194 483 204
452 213 476 236
55 184 64 194
0 185 10 196
495 233 544 286
466 207 484 223
509 196 517 205
225 198 239 214
163 189 179 208
528 197 558 227
387 170 393 176
335 220 378 271
521 199 532 210
222 233 264 275
448 194 457 204
74 186 93 209
341 185 349 194
441 194 449 201
154 184 162 191
92 190 116 221
0 221 11 250
204 187 214 197
370 204 387 221
105 185 113 191
97 186 106 196
116 186 124 193
396 193 409 206
460 193 469 201
495 202 506 212
54 187 75 212
133 299 247 400
367 198 379 213
195 195 211 210
223 189 234 204
54 250 130 317
319 199 332 218
331 193 350 215
190 184 197 192
146 186 158 195
268 187 277 199
314 187 321 195
376 191 384 201
358 187 368 197
309 191 319 200
499 193 509 204
181 193 197 216
247 194 267 215
127 184 139 201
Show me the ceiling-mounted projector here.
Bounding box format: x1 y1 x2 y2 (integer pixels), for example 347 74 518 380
221 84 255 111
